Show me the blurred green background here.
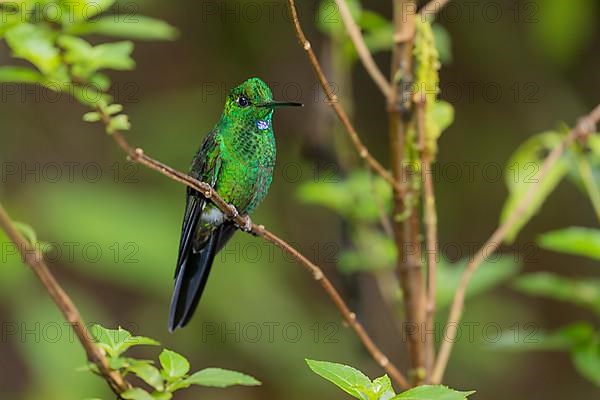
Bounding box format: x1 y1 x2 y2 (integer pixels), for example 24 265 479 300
1 0 599 398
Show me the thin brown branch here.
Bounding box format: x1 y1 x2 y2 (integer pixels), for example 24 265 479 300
333 0 392 98
0 204 130 397
388 0 426 384
420 0 452 18
415 96 438 381
99 110 410 389
431 104 600 384
285 0 403 195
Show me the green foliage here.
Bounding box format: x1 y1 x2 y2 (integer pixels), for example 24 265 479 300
297 171 392 223
538 227 600 261
529 0 597 68
513 273 600 316
500 131 570 243
391 385 475 400
89 325 260 399
0 0 178 126
493 322 600 386
306 359 474 400
66 16 178 41
436 256 521 309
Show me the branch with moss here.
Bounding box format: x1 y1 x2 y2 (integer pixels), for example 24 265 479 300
431 104 600 384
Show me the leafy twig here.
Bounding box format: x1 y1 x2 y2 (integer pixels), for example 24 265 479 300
93 106 411 390
285 0 403 195
0 203 130 397
333 0 392 98
431 104 600 383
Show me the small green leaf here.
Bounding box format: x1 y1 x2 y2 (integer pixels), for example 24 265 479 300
184 368 261 388
538 227 600 261
159 349 190 380
127 360 164 391
83 112 101 122
107 114 131 133
151 392 172 400
68 16 178 40
0 66 45 84
306 359 373 400
121 388 154 400
392 385 475 400
90 325 131 357
5 24 61 74
105 103 123 115
372 375 395 400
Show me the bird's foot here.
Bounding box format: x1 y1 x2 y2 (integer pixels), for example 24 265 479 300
237 214 253 233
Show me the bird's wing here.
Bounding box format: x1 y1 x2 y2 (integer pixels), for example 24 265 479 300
169 130 224 331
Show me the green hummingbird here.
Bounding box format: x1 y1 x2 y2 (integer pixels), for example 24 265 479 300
169 77 302 331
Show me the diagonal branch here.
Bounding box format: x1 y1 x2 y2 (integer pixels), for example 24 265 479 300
97 108 411 389
286 0 403 196
0 204 130 397
333 0 392 98
431 104 600 384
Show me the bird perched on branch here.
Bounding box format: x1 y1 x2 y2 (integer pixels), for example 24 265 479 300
169 78 302 331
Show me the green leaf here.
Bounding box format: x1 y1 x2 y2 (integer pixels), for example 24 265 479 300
121 388 154 400
538 227 600 261
90 325 159 357
68 16 178 40
59 0 116 23
338 230 396 273
306 359 373 400
58 36 135 78
372 375 395 400
392 385 475 400
513 273 600 315
107 114 131 133
0 66 45 84
4 23 61 75
500 131 569 243
127 360 164 391
159 349 189 381
83 112 101 122
184 368 261 388
151 393 172 400
437 256 521 309
432 24 452 64
491 322 595 352
573 336 600 386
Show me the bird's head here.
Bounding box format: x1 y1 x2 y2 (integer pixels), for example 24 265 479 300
223 77 302 123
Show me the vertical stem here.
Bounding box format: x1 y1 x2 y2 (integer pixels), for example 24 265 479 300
416 97 438 381
388 0 426 384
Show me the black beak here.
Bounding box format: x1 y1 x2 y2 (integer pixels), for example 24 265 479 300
258 101 303 108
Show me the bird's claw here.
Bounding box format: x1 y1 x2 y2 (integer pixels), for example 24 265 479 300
237 214 253 233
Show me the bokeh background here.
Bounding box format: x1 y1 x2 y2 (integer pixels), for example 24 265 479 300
1 0 599 399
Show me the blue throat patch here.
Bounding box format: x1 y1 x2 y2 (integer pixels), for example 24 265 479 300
257 120 269 130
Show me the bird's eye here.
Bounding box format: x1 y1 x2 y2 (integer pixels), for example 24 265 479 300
237 95 249 107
